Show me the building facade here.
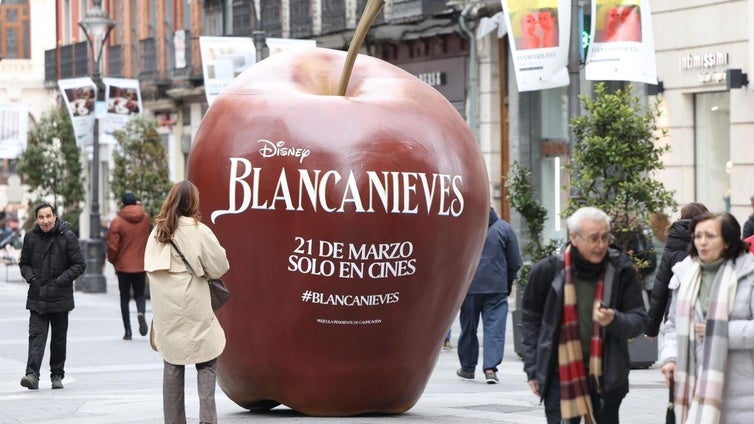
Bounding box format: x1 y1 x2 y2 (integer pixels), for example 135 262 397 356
651 0 754 226
43 0 517 237
31 0 754 247
0 0 57 204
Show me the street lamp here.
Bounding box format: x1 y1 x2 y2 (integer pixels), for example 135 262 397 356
79 0 115 293
252 0 266 62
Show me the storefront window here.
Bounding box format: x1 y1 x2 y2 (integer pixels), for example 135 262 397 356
694 91 730 212
540 156 565 243
540 87 568 139
540 87 568 243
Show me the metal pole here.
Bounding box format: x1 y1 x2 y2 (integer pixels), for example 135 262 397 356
567 0 581 199
252 0 265 63
81 42 106 293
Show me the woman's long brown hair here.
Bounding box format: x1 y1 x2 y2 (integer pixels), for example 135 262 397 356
154 180 201 243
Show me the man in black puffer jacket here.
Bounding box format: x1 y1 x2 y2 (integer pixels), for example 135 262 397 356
19 203 86 390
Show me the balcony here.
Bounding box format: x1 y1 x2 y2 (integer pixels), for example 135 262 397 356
45 34 203 97
167 30 198 81
139 38 157 79
44 41 89 85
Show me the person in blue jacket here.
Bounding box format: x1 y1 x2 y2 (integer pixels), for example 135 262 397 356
456 206 521 384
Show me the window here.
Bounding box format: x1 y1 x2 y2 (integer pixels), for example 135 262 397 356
0 0 30 59
694 91 730 212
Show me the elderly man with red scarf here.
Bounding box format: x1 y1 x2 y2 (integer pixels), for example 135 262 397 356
521 206 647 423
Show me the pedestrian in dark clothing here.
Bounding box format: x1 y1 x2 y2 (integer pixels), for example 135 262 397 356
743 196 754 239
456 207 521 384
107 192 151 340
521 206 647 424
19 203 86 390
645 202 708 338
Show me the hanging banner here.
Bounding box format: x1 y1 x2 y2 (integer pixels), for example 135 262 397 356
199 36 256 106
265 38 317 56
0 103 28 159
58 78 96 147
102 78 143 145
585 0 657 84
501 0 570 92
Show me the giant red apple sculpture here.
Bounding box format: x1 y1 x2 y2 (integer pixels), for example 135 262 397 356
187 46 489 415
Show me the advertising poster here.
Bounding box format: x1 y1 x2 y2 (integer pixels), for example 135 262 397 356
58 77 96 147
265 38 317 56
0 103 28 159
585 0 657 84
199 36 256 105
102 78 142 144
501 0 571 92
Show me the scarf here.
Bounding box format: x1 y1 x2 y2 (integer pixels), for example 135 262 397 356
558 245 605 423
674 259 737 424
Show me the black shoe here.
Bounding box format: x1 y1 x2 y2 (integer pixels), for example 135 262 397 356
137 313 148 336
123 330 132 340
456 368 474 380
484 369 499 384
51 375 64 389
20 374 39 390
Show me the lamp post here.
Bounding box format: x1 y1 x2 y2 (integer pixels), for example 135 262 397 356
252 0 266 62
79 0 115 293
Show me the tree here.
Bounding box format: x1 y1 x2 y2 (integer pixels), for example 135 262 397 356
564 82 677 275
16 107 85 232
110 116 172 219
506 161 560 288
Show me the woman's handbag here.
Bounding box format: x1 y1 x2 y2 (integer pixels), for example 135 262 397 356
170 240 231 310
208 278 231 310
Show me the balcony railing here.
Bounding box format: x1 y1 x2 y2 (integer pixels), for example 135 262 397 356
167 30 188 79
139 38 157 78
44 41 89 84
107 44 123 78
45 34 202 89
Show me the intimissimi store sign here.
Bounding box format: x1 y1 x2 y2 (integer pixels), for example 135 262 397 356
679 52 729 84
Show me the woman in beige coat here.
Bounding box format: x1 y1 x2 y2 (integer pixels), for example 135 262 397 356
145 181 229 424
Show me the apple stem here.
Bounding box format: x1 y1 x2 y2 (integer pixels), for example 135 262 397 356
337 0 385 96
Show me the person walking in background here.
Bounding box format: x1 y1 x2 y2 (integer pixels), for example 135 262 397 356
660 212 754 423
745 233 754 254
645 202 708 338
456 206 521 384
742 195 754 239
18 203 86 390
107 192 151 341
521 207 647 423
443 329 453 351
145 181 229 424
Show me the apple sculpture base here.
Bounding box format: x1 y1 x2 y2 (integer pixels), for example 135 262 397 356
188 47 489 416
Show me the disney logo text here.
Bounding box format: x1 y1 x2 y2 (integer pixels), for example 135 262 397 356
258 139 311 164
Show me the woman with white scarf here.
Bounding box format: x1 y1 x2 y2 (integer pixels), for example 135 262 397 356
659 211 754 423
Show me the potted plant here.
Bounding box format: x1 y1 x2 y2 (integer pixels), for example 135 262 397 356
506 161 560 357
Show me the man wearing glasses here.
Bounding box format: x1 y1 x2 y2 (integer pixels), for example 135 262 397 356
520 206 647 423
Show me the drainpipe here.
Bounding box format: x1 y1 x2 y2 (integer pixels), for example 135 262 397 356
567 0 581 199
459 4 479 142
